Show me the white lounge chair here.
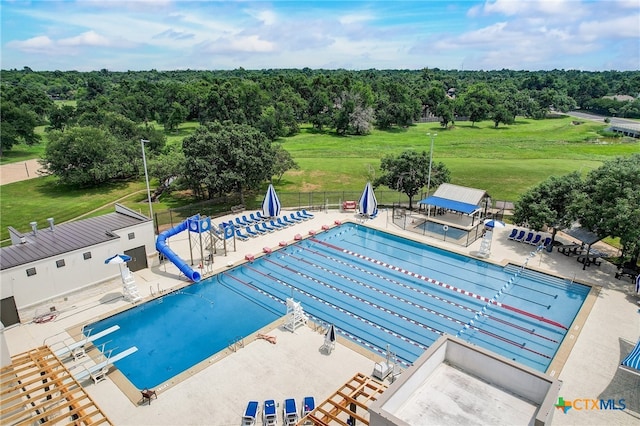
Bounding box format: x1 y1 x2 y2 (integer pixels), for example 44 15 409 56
283 398 298 425
263 400 277 426
242 400 259 426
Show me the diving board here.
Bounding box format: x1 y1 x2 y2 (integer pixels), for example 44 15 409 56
73 346 138 384
53 325 120 359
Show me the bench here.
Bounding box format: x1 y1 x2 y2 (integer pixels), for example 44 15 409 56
577 254 602 270
342 201 357 211
615 267 638 282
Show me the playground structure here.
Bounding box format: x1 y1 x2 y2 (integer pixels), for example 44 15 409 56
156 214 233 282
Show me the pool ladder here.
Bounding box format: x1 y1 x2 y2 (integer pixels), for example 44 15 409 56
228 336 244 352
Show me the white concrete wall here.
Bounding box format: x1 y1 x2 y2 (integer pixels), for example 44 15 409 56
0 221 155 314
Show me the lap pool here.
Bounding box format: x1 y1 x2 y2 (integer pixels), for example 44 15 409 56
86 223 589 389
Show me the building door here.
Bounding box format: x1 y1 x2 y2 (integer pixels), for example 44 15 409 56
1 297 20 326
124 246 148 272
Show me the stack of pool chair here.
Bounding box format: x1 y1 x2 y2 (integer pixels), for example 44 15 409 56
242 401 259 426
263 400 277 426
283 398 298 426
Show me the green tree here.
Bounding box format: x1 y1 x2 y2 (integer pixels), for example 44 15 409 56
512 172 583 247
47 104 76 132
458 83 494 126
272 144 299 183
41 126 138 187
435 98 455 129
573 155 640 264
0 101 40 156
148 145 185 200
490 105 515 128
374 150 451 210
157 101 188 131
182 122 274 201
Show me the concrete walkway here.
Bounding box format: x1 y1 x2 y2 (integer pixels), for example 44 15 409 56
4 209 639 425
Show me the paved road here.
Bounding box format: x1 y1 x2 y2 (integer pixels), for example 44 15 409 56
565 110 640 128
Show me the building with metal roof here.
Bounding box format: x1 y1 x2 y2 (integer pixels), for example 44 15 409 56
418 183 489 216
0 204 155 326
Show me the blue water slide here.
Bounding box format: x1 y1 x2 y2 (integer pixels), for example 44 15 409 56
156 215 208 282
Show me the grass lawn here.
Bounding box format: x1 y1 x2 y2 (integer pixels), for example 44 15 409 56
1 116 638 243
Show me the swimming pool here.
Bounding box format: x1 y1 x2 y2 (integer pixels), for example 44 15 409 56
87 223 589 388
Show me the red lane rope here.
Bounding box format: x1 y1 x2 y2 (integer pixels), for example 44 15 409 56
260 255 551 358
291 246 558 344
310 238 568 330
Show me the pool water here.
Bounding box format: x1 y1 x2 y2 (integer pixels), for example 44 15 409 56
416 220 468 239
87 223 589 388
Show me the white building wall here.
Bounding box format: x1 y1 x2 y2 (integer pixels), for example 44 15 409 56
0 221 155 313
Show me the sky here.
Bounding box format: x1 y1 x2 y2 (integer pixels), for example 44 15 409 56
1 0 639 72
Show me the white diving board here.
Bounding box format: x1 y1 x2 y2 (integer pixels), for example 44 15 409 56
73 346 138 384
53 325 120 359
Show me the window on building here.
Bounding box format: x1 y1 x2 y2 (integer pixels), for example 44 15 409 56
128 232 135 240
83 252 92 260
56 259 66 268
26 268 36 277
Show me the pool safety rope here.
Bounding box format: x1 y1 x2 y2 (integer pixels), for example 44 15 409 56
288 247 559 344
240 259 430 357
264 252 552 360
310 238 568 331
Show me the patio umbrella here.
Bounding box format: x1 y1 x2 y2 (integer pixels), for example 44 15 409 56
483 219 506 229
636 274 640 294
326 324 336 343
358 182 378 217
261 184 281 218
104 254 131 264
105 254 132 281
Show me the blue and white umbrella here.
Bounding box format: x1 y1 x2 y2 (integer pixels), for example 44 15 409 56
261 184 281 218
620 339 640 376
358 182 378 217
104 254 131 264
484 219 506 229
636 273 640 294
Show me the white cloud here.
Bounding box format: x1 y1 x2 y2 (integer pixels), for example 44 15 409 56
202 34 275 54
339 13 375 25
6 35 54 53
578 14 640 40
58 31 110 47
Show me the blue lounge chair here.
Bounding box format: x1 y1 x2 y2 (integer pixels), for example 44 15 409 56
295 211 309 221
269 220 284 230
514 230 526 242
253 224 267 234
260 222 276 233
250 213 263 223
542 236 552 247
288 213 303 223
242 214 255 224
523 232 534 244
277 217 291 228
301 209 314 219
284 215 299 225
235 229 249 241
256 212 267 221
245 226 259 238
235 217 250 228
263 400 277 426
242 401 258 426
301 396 315 418
507 229 518 240
529 234 542 245
283 398 298 426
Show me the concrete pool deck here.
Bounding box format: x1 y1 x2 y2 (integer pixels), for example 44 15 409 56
3 209 640 425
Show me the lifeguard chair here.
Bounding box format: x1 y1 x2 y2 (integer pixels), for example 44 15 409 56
284 298 308 332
